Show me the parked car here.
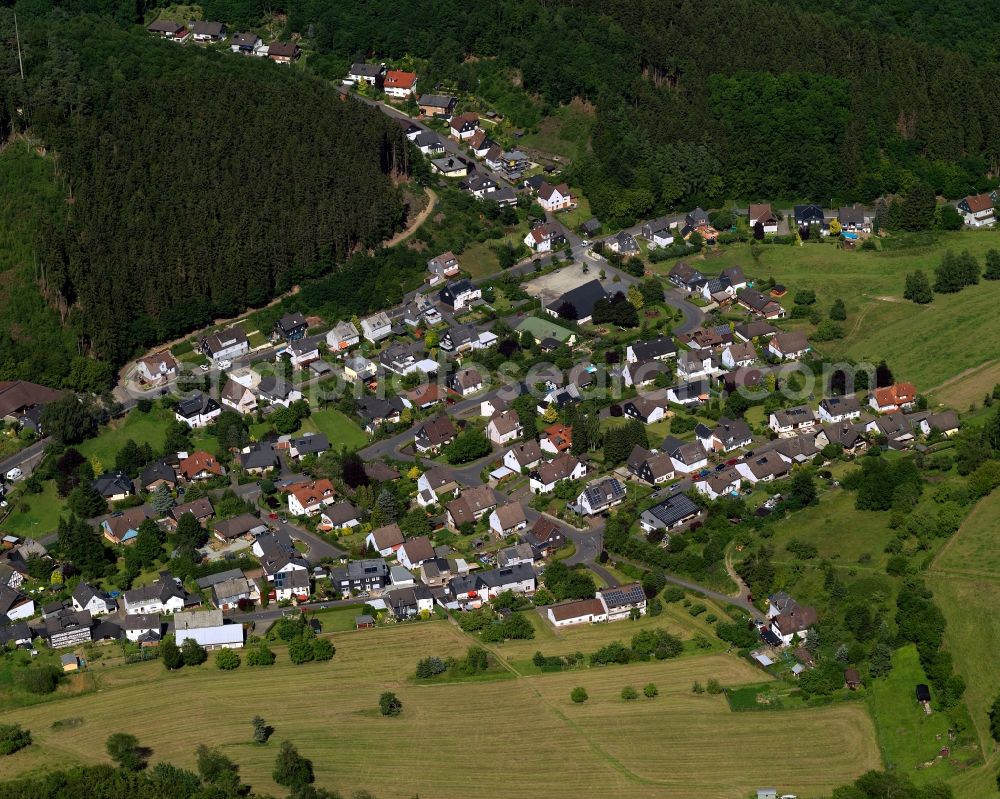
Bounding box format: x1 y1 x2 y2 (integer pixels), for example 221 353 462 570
5 468 22 481
218 359 232 369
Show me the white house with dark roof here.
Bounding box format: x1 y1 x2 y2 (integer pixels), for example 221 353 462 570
71 582 114 616
818 396 861 423
200 326 248 363
365 523 406 557
639 494 702 534
597 583 646 621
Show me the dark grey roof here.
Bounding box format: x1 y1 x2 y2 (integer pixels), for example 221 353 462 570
418 94 455 109
175 392 221 419
794 204 825 223
239 442 277 470
630 336 676 361
93 470 133 498
191 20 225 36
643 494 700 528
350 62 384 78
582 478 626 508
600 582 646 609
478 562 535 589
291 433 329 456
257 376 294 400
140 460 176 487
195 568 246 590
547 279 608 319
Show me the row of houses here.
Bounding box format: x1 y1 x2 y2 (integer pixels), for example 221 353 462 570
145 19 300 63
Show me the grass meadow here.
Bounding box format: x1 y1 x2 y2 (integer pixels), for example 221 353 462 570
927 490 1000 797
0 617 880 799
657 230 1000 393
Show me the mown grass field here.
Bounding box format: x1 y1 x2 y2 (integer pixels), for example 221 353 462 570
299 407 368 451
0 620 880 799
76 407 172 467
661 230 1000 391
1 479 65 538
867 645 960 782
926 490 1000 797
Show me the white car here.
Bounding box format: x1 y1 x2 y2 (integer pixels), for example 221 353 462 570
218 359 232 370
5 468 22 481
199 363 210 372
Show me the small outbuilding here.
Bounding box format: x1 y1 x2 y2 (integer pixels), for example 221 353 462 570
61 653 80 672
844 668 861 690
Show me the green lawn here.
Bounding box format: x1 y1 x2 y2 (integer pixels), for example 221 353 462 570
300 408 368 451
925 490 1000 797
1 480 66 539
657 231 1000 391
867 645 966 783
518 101 594 163
77 408 172 468
556 192 593 231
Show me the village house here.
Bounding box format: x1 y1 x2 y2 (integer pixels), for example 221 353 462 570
93 470 134 502
256 376 303 408
869 382 917 413
123 573 187 615
446 484 498 530
231 32 267 56
359 311 393 343
668 262 705 290
174 609 243 650
641 217 675 249
385 585 435 619
101 507 152 546
769 405 816 435
546 279 609 324
330 559 388 594
448 367 484 397
537 182 574 212
439 279 482 312
748 203 779 234
504 440 543 474
209 574 259 611
722 342 757 370
317 502 361 532
221 379 257 415
416 467 461 507
146 18 190 40
838 204 870 232
268 41 300 64
174 391 222 428
622 395 671 425
638 493 702 535
794 204 825 230
626 446 675 486
418 94 457 118
273 312 308 342
288 433 329 461
734 320 778 342
735 451 790 484
666 379 710 407
346 62 385 85
169 497 215 529
238 442 277 474
737 288 785 319
575 477 627 515
285 479 337 517
123 613 161 643
71 582 114 616
137 351 178 384
524 221 567 253
529 452 587 493
597 583 647 621
661 435 709 475
817 396 862 423
607 230 640 256
626 336 677 363
396 536 435 570
676 350 714 381
770 603 818 646
269 569 311 602
447 562 536 608
178 450 225 481
427 251 461 284
696 417 753 452
489 501 528 538
957 193 995 227
213 513 266 544
540 422 573 454
200 326 248 364
486 409 522 446
907 409 960 437
449 111 480 140
384 69 417 98
431 156 469 177
326 320 360 353
547 597 609 627
356 396 404 434
365 523 406 557
522 517 565 559
0 586 34 621
694 468 742 500
768 330 811 361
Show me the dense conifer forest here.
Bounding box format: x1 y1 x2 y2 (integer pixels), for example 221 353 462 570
0 12 410 375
